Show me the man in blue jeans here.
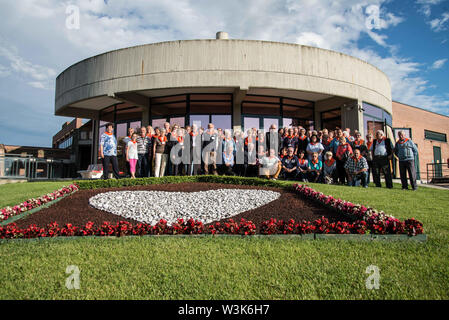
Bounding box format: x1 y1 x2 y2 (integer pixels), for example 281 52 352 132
344 148 369 188
394 131 418 191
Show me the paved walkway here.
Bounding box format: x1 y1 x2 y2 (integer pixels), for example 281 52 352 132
391 179 449 190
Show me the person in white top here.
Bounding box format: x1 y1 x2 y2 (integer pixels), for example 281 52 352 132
306 135 324 162
259 148 282 180
126 133 139 178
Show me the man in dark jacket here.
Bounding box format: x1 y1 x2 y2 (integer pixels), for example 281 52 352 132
372 130 394 188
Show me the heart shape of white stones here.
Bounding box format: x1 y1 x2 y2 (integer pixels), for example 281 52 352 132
89 189 281 225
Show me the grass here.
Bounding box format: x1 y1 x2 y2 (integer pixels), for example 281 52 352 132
0 181 73 208
0 179 448 299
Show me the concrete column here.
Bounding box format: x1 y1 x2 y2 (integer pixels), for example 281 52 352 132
142 103 150 127
91 114 100 165
232 87 247 132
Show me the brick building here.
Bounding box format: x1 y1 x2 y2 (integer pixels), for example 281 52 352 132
392 101 449 181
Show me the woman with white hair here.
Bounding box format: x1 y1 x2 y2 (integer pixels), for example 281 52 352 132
322 151 337 184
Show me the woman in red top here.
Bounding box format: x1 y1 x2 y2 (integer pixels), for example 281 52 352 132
335 136 353 184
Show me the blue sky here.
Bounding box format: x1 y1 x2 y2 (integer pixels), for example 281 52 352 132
0 0 448 147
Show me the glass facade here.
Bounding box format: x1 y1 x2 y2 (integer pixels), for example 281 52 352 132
189 115 210 129
363 102 392 136
424 130 447 142
58 136 73 149
321 108 342 130
243 117 260 133
242 95 315 132
97 93 316 140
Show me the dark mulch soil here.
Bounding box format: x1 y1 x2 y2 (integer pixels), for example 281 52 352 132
14 183 347 232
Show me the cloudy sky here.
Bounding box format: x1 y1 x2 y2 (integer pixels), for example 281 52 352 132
0 0 448 147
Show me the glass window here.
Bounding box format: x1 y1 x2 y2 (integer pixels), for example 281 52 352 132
364 115 384 136
263 118 279 133
244 95 280 103
212 115 232 130
283 99 313 107
99 126 106 143
321 109 341 119
283 105 313 118
190 94 231 101
243 117 260 134
363 102 383 118
152 101 186 117
170 117 185 127
242 103 281 116
116 106 143 122
282 118 292 127
424 130 447 142
152 95 186 104
116 123 127 140
189 115 210 130
190 101 231 114
151 119 166 129
129 121 142 131
321 109 341 130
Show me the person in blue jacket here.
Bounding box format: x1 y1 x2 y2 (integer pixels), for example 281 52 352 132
394 131 419 191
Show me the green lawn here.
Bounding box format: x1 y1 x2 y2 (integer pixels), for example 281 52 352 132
0 181 73 208
0 180 448 299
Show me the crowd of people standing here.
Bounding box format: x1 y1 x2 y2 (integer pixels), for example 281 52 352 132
99 121 419 190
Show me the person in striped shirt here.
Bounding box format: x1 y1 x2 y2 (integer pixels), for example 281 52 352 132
136 127 152 177
344 148 369 188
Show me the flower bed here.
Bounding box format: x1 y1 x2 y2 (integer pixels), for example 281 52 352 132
0 178 424 239
0 184 79 222
293 184 423 236
0 218 257 238
0 213 423 239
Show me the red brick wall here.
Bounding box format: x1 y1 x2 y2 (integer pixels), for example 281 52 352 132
392 101 449 179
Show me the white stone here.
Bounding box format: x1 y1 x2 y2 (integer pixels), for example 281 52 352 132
89 189 280 225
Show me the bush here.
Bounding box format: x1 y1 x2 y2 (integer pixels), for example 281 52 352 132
74 175 290 190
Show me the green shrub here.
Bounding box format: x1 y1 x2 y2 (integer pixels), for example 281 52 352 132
74 175 296 190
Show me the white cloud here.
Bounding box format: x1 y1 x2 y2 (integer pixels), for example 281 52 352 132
430 58 448 69
0 40 56 90
0 64 11 77
429 12 449 31
0 0 447 120
348 47 449 112
416 0 445 17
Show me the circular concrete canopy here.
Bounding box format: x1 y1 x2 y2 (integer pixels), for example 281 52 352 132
55 38 392 118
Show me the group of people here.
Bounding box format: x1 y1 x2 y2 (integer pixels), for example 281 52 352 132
99 121 419 190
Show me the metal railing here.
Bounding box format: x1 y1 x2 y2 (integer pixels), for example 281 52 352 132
426 162 449 183
0 154 71 180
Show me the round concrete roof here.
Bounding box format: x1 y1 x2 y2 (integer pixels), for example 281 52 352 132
55 38 392 117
